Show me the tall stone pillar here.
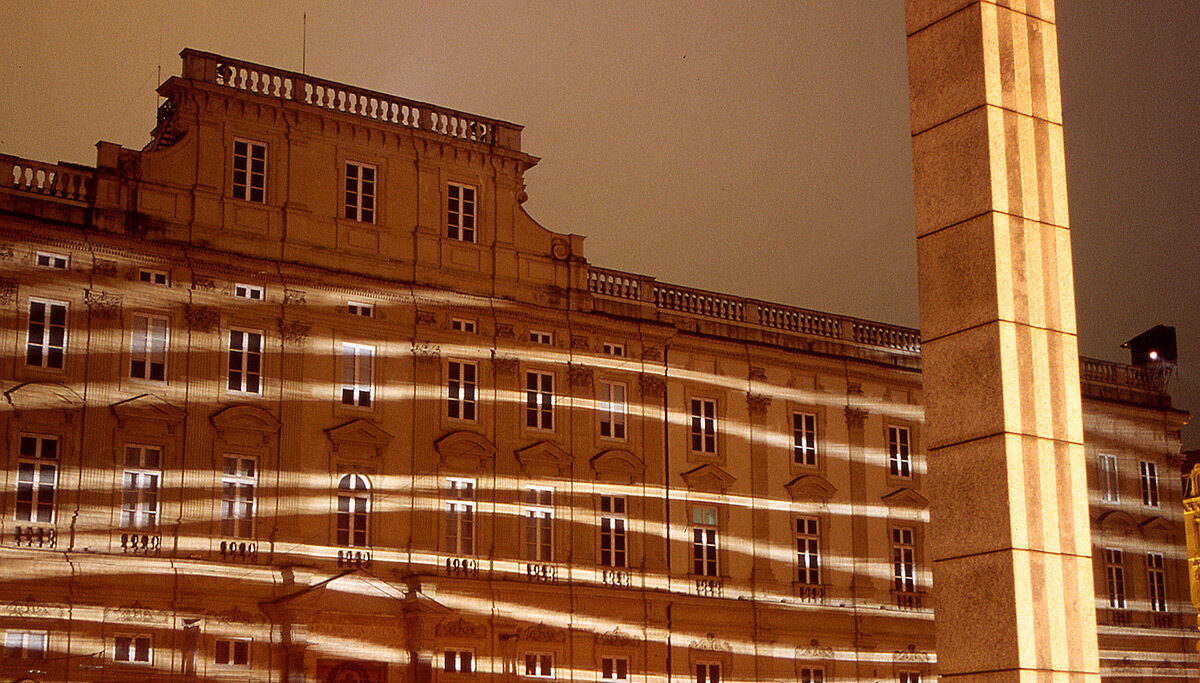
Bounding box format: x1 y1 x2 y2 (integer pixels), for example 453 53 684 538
905 2 1100 681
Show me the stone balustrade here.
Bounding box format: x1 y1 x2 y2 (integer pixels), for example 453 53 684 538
3 154 94 203
1079 357 1164 393
180 49 523 151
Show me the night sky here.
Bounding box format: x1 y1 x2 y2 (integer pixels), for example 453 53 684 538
2 2 1196 447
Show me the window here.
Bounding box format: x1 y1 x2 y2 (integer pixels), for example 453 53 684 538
1099 454 1119 503
600 495 627 568
892 527 916 593
690 399 717 454
529 330 552 345
337 474 370 547
446 479 475 555
235 283 264 300
888 426 912 478
526 371 554 430
695 662 721 683
215 638 250 666
341 343 374 407
598 381 627 440
1105 547 1126 609
447 183 476 242
347 301 374 317
452 318 477 333
344 162 376 223
1148 552 1167 613
232 139 266 203
121 445 161 530
448 361 477 421
130 314 168 381
138 269 168 285
36 251 68 269
793 412 817 466
15 435 58 524
800 667 824 683
227 329 263 393
601 656 629 681
26 299 67 369
796 517 820 585
899 673 921 683
602 342 625 357
1140 461 1160 507
692 507 718 576
524 652 553 678
3 630 46 659
525 487 553 562
221 456 256 538
445 649 474 673
114 634 152 663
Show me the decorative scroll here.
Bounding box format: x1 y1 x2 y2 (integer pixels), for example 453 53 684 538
689 632 732 652
844 406 867 430
436 617 487 639
411 341 441 358
518 622 565 642
185 305 219 333
278 320 311 345
416 310 437 325
283 288 307 305
571 335 590 350
495 323 515 338
749 366 767 381
642 347 662 362
568 364 593 389
0 278 16 305
893 645 930 663
93 259 118 276
639 374 666 398
85 289 121 318
796 639 834 659
596 627 636 647
192 275 216 291
493 354 518 376
746 393 771 417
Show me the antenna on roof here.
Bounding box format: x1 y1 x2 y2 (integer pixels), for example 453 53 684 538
302 13 307 74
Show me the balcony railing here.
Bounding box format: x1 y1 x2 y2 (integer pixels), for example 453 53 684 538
180 49 523 152
1079 357 1165 394
3 154 94 203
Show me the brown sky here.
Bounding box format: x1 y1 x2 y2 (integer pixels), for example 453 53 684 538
1 1 1197 447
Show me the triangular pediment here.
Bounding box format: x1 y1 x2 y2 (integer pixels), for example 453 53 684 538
784 475 837 501
403 590 454 617
1139 515 1175 538
591 449 644 482
1096 510 1138 535
881 487 928 509
4 381 84 411
436 431 497 460
111 393 185 426
327 419 393 447
680 464 736 493
515 441 572 476
210 405 281 434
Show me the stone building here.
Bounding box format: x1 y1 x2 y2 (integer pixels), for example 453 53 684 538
0 50 1193 682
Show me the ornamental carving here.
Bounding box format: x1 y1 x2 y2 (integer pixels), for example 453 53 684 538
105 600 169 624
207 606 257 623
893 645 929 663
519 622 565 642
571 335 590 350
85 289 121 318
746 393 771 417
192 275 216 290
749 366 767 381
847 381 864 395
0 277 16 305
93 258 118 276
283 288 307 305
185 305 219 332
495 323 515 338
639 374 666 398
844 406 867 430
278 319 311 345
642 346 662 362
492 354 518 376
416 310 437 325
689 632 732 652
0 244 13 260
411 341 441 358
596 628 636 647
436 617 487 639
568 364 593 389
796 638 834 659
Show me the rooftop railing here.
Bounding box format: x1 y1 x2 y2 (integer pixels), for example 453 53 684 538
179 49 524 152
2 154 94 204
1079 357 1166 394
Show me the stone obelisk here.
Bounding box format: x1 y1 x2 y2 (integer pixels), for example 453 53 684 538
905 2 1101 680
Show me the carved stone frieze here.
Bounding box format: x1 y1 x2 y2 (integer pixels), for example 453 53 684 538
283 288 307 305
0 244 13 261
639 374 666 398
416 310 437 325
847 381 864 395
495 323 515 338
85 289 121 318
893 645 930 663
93 258 118 276
571 335 590 351
412 341 441 358
746 393 771 417
278 319 311 345
185 305 219 333
192 275 216 290
796 638 834 659
493 354 518 376
688 632 732 652
642 346 662 362
0 277 16 305
436 617 487 639
568 364 593 389
749 366 767 381
844 406 868 430
519 622 565 642
596 628 636 647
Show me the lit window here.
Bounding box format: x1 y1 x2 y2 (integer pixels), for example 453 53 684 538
445 479 475 555
800 667 824 683
892 527 916 593
26 299 67 369
695 662 720 683
690 399 717 454
526 371 554 430
1105 548 1126 608
600 495 627 568
793 412 817 466
35 252 67 269
114 634 152 663
888 426 912 478
1148 552 1167 613
448 361 477 421
347 301 374 317
121 445 161 530
598 381 627 440
525 487 554 562
1099 454 1119 503
227 330 263 393
341 343 374 407
130 314 168 381
601 656 629 681
344 162 376 223
221 456 256 538
529 330 552 345
232 140 266 203
337 474 370 547
1140 461 1160 507
796 517 820 585
524 652 553 678
234 283 264 300
448 183 477 242
445 649 474 673
3 630 47 659
138 269 168 285
692 507 718 577
602 342 625 357
452 318 477 333
215 638 250 666
15 435 58 524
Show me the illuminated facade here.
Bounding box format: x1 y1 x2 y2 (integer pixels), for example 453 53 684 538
0 50 1194 682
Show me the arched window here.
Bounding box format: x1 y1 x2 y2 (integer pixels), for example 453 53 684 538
337 474 370 547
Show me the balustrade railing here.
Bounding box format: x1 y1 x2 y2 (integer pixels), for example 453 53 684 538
1079 357 1164 393
181 50 521 151
3 154 94 203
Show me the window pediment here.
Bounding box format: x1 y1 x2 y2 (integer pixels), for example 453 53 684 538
435 430 496 471
1139 515 1175 539
590 449 644 483
327 419 393 459
784 475 837 502
210 405 280 447
881 487 928 509
5 381 84 415
515 441 572 477
1096 510 1138 536
680 464 736 493
111 393 185 432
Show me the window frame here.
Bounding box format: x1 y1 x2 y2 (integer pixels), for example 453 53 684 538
796 516 821 586
444 648 475 673
214 637 251 667
599 494 628 568
523 651 554 679
1104 547 1126 609
601 655 629 682
447 182 478 242
234 283 265 300
1098 453 1119 503
1147 552 1167 613
113 633 153 664
35 251 68 269
130 313 169 382
601 342 625 357
524 487 554 562
336 474 371 548
232 138 267 203
15 433 59 524
3 630 47 659
691 505 719 577
138 268 169 285
451 318 477 333
344 161 377 223
598 380 628 441
448 360 478 422
695 661 721 683
525 370 555 431
528 330 553 345
227 328 264 394
445 478 476 556
121 444 162 530
25 298 68 370
221 455 257 539
887 425 913 479
1140 460 1160 508
340 342 375 408
891 526 916 593
689 398 717 454
347 301 374 318
793 411 818 467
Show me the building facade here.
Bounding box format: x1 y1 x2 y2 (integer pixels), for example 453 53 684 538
0 50 1193 683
